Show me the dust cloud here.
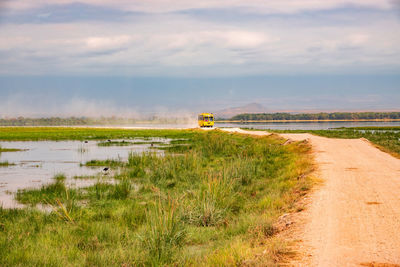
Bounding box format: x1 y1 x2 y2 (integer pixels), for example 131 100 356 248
0 95 199 127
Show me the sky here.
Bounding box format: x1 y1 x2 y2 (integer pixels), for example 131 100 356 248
0 0 399 117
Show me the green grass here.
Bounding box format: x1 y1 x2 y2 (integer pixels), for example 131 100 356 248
0 144 24 152
270 126 400 158
0 127 194 141
0 161 15 167
16 174 70 205
1 129 313 266
139 197 186 265
343 126 400 131
133 141 164 145
82 159 124 167
97 140 134 146
73 175 96 180
97 140 166 146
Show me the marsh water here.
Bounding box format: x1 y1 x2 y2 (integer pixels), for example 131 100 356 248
0 138 168 208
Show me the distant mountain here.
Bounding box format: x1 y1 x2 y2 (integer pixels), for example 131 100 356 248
215 103 266 119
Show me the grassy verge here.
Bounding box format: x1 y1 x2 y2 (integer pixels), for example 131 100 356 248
270 127 400 158
1 129 313 266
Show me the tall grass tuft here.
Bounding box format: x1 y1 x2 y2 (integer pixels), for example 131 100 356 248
89 180 132 200
54 173 66 182
127 152 153 178
111 178 132 199
139 196 186 265
183 175 239 227
49 197 75 224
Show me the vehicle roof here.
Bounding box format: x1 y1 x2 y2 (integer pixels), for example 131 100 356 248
199 113 214 116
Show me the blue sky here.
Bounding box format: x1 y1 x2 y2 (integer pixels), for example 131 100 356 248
0 0 399 116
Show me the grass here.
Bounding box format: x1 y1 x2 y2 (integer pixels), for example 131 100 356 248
73 175 96 180
0 161 15 167
133 141 164 145
97 140 166 146
97 140 134 146
344 126 400 131
16 174 71 205
139 196 186 265
0 127 194 141
0 144 24 153
270 126 400 158
82 159 124 167
0 129 314 266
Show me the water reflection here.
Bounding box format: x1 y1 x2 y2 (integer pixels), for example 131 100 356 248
215 121 400 130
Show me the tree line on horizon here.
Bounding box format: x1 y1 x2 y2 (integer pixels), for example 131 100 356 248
1 112 399 126
228 112 400 121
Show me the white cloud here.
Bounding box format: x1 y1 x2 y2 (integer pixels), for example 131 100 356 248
159 31 271 49
84 35 134 51
221 31 272 49
348 34 370 45
0 0 399 76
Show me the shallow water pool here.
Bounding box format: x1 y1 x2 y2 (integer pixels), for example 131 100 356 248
0 138 168 208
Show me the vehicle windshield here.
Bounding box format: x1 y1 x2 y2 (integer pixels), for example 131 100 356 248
199 115 214 122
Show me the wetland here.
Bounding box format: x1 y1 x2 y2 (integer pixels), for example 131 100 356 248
0 127 313 266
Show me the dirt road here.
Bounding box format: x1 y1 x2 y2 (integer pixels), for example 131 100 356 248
223 128 400 266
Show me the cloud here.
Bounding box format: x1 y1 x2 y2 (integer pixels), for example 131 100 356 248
348 34 369 45
391 0 400 20
2 0 392 14
0 0 399 76
0 2 136 24
160 31 272 50
221 31 271 49
84 35 133 51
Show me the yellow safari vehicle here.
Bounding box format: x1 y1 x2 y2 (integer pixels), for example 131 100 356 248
198 113 215 128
